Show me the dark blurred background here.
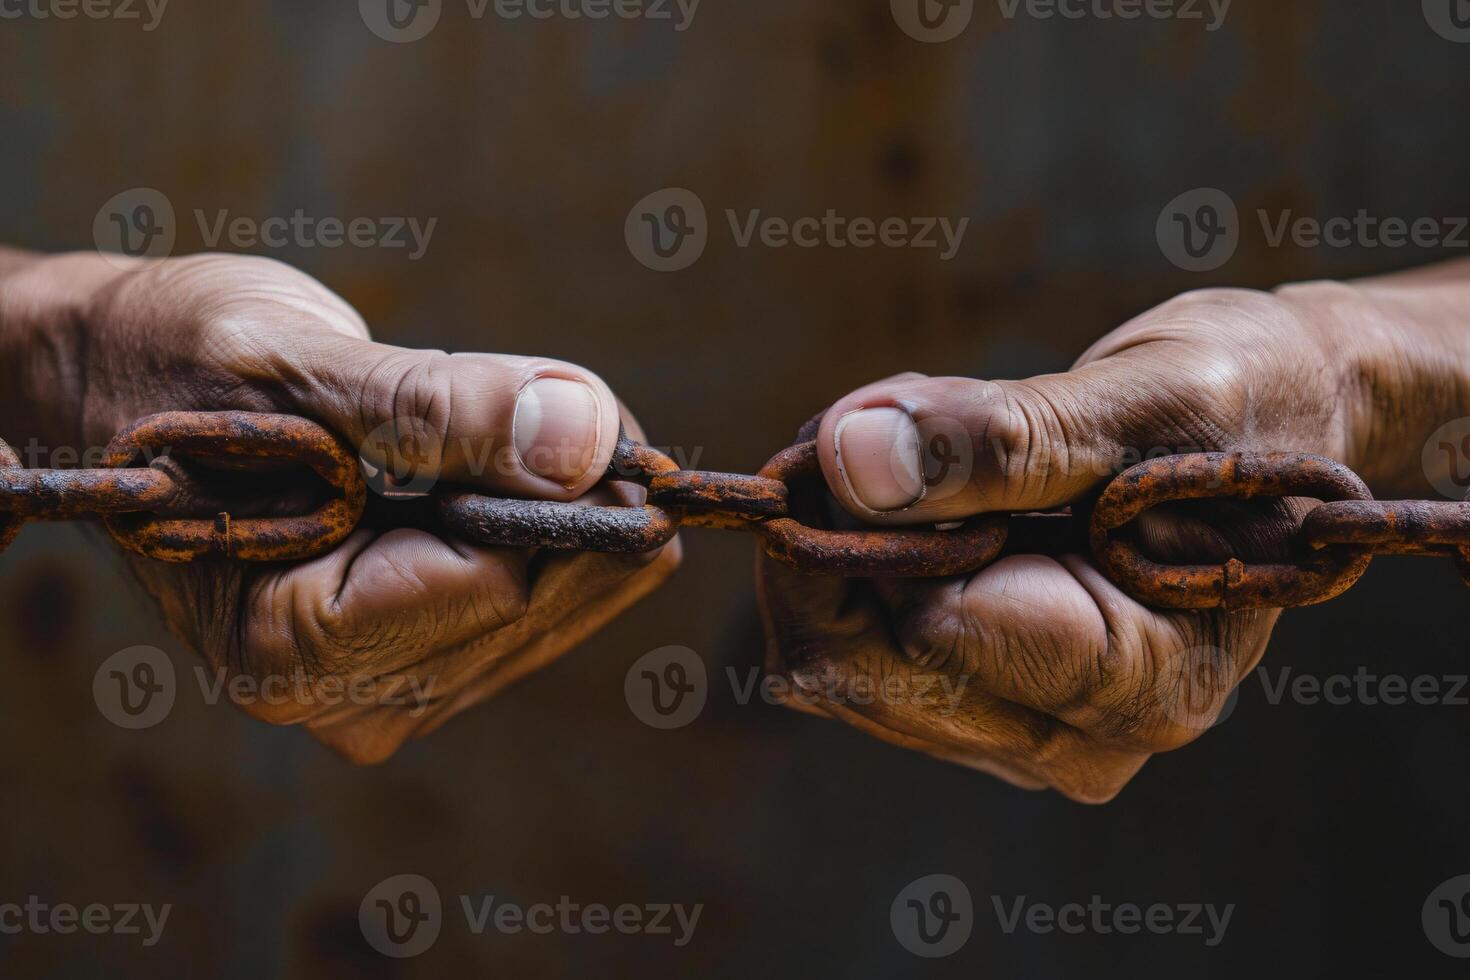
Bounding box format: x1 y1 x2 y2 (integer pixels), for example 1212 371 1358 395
4 0 1470 976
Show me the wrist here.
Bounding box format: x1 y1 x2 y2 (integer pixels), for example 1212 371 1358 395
0 250 140 460
1275 262 1470 495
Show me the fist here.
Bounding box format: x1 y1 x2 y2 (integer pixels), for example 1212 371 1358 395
758 286 1370 802
23 252 679 762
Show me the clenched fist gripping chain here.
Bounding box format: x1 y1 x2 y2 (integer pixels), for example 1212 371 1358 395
0 410 1466 611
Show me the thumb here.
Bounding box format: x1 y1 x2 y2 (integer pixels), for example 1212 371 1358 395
266 331 621 501
815 356 1194 524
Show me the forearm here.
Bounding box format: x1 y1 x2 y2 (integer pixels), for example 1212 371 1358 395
0 250 133 459
1275 257 1470 496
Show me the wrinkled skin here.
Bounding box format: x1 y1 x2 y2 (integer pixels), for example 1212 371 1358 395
759 267 1470 802
0 250 679 763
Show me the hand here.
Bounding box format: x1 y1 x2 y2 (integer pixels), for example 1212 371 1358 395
0 251 679 762
758 277 1470 802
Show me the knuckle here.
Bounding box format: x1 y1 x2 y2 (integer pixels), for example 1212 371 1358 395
894 597 969 675
305 596 413 675
619 535 685 578
316 727 404 766
1166 285 1273 312
465 574 528 634
234 694 316 727
1050 765 1132 805
360 348 455 439
1090 639 1236 751
982 381 1077 500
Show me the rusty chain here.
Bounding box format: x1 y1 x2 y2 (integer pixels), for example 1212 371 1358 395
0 411 1467 611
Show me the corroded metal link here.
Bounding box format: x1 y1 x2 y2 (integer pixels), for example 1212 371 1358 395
609 437 680 480
440 435 685 552
101 412 366 562
1301 498 1470 589
6 409 1470 605
0 466 180 518
438 494 678 553
0 413 365 562
760 516 1010 577
1300 499 1470 554
0 439 22 552
1090 452 1376 610
753 441 1009 577
647 470 789 521
439 437 1010 577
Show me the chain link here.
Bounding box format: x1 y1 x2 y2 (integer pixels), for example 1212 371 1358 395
1 412 1467 610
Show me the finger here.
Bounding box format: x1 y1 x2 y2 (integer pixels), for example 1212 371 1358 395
413 539 681 737
875 556 1276 752
812 348 1227 524
771 592 1152 802
323 469 681 738
242 527 531 685
249 331 622 501
281 525 680 762
1060 555 1278 744
755 553 862 677
755 550 1134 798
823 695 1152 804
